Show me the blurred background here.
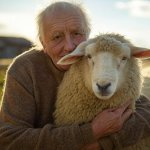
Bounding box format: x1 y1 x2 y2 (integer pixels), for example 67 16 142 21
0 0 150 99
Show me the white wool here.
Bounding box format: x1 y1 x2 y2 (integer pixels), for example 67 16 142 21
53 33 150 150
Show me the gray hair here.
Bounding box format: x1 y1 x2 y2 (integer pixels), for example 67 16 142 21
36 1 91 41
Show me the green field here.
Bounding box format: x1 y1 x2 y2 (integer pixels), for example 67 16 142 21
0 68 7 100
0 59 12 101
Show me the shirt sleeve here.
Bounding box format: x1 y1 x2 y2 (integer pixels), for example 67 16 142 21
0 73 95 150
99 95 150 150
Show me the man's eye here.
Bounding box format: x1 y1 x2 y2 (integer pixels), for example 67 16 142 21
73 31 84 36
87 54 91 59
53 35 61 40
51 32 63 41
74 32 81 35
122 56 127 61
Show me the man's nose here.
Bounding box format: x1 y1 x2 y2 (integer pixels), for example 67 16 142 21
64 36 76 52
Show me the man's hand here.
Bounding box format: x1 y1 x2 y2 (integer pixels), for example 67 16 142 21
92 101 133 140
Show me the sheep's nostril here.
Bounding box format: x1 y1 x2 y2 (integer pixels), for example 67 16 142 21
96 83 111 94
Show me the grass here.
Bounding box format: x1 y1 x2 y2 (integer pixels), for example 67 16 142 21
0 59 12 100
0 59 12 102
0 68 7 100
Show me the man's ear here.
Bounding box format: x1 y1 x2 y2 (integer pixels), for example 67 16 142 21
39 36 46 51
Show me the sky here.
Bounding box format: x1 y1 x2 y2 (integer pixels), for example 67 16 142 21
0 0 150 48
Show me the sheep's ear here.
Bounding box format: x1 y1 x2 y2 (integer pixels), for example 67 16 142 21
57 54 83 65
57 38 96 65
131 46 150 58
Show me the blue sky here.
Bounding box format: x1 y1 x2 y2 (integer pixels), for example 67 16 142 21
0 0 150 47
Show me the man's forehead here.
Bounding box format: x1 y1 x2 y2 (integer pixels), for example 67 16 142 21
43 10 84 29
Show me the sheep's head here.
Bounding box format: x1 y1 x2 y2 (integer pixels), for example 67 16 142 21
58 34 150 100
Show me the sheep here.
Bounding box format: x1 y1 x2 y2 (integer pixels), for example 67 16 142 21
53 33 150 150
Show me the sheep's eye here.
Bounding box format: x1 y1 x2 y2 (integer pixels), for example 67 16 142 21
122 56 127 61
87 54 91 59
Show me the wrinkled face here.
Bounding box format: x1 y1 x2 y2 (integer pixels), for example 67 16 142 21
41 10 87 70
85 43 130 99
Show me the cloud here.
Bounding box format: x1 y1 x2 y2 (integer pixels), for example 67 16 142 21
116 0 150 18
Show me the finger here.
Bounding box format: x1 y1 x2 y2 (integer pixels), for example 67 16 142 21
121 100 131 108
115 100 131 114
122 108 133 122
106 108 117 112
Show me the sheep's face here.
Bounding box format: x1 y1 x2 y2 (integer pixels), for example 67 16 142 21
57 33 150 100
85 40 130 100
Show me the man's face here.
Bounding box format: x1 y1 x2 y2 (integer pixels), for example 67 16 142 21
41 10 87 70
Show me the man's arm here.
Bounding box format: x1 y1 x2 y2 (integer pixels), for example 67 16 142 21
0 73 95 150
99 95 150 150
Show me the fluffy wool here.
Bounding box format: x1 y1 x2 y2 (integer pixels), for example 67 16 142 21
54 57 142 126
141 58 150 99
53 33 150 150
54 34 142 126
